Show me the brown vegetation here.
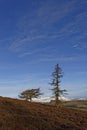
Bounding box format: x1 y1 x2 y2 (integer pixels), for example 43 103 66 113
0 96 87 130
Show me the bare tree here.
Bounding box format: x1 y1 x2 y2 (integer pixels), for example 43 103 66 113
19 88 42 101
49 64 67 105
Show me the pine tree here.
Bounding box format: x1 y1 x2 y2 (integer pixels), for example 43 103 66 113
50 64 66 105
19 88 42 101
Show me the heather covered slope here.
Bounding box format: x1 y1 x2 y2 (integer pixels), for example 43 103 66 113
0 97 87 130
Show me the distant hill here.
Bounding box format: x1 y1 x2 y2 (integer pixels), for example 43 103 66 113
0 96 87 130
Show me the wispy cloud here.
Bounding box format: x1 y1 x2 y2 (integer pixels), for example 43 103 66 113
72 42 87 50
0 63 16 70
9 0 76 53
18 46 52 57
8 0 87 65
25 54 87 65
0 79 30 84
40 55 87 62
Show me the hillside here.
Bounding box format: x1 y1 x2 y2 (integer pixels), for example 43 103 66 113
0 97 87 130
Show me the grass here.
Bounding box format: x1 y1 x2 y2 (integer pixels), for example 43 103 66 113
62 100 87 111
0 96 87 130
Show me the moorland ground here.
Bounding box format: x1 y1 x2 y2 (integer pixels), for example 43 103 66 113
0 96 87 130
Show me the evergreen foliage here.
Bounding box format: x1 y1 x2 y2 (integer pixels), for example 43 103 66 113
19 88 42 101
50 64 67 105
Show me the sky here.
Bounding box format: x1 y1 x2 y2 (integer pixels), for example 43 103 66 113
0 0 87 99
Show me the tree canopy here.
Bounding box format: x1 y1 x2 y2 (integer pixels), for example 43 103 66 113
19 88 42 101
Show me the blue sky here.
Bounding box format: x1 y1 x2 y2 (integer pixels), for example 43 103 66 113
0 0 87 99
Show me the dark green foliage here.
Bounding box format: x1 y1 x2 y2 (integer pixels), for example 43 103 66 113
50 64 67 105
19 88 42 101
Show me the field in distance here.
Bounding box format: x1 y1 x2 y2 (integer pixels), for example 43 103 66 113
62 100 87 111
